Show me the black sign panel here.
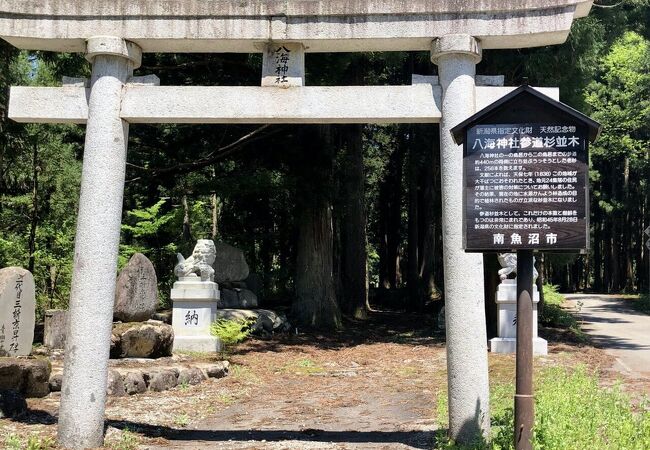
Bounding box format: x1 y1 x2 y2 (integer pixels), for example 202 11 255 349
464 123 589 252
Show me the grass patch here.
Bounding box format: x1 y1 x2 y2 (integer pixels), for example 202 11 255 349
4 434 56 450
282 358 326 375
540 284 588 343
108 428 139 450
396 366 419 377
174 413 190 428
229 363 261 384
435 365 650 449
174 350 216 359
630 293 650 314
216 393 236 405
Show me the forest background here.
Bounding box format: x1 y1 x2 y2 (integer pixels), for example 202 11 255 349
0 1 648 329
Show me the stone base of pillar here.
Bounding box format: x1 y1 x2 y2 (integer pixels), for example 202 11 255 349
489 337 548 355
171 278 222 354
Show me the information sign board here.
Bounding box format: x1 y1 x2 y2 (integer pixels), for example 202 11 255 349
464 123 589 251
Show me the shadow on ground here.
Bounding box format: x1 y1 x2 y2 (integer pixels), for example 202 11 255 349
230 309 445 356
107 419 437 449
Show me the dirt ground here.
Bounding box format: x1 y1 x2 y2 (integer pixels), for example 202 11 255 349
1 309 644 449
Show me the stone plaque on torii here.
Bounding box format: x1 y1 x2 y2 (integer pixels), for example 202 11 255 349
0 1 595 448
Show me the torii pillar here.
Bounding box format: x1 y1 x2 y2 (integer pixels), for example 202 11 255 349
57 36 141 448
432 34 490 441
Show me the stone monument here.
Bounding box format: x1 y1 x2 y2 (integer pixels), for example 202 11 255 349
114 252 158 322
489 253 548 355
0 267 35 357
171 240 222 353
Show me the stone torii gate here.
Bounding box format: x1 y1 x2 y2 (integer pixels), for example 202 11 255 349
0 1 593 448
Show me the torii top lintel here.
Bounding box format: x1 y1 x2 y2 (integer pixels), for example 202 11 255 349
0 0 593 54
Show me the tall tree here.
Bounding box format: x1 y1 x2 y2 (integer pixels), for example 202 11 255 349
338 124 370 319
292 126 341 329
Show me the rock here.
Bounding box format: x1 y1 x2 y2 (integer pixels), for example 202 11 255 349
0 357 50 398
110 331 121 358
106 369 126 397
220 281 248 290
243 273 263 298
49 373 62 392
24 360 50 398
0 267 36 356
114 253 158 322
152 310 172 324
212 242 249 283
0 390 27 419
145 369 178 392
111 322 174 359
206 361 230 379
31 347 49 356
258 313 275 332
123 371 147 395
44 309 67 349
219 288 258 309
178 367 206 386
215 309 291 334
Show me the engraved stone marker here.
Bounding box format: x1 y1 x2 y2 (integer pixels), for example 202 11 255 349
114 253 158 322
0 267 35 356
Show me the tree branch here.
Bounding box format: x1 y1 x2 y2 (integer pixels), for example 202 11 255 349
126 124 280 181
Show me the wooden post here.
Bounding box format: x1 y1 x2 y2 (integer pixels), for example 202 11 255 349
515 249 534 450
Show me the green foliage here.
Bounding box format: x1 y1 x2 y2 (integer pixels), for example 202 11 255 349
542 284 565 307
632 293 650 314
0 47 83 316
436 366 650 449
210 318 255 351
530 367 650 450
587 31 649 162
122 199 176 240
120 198 179 265
109 428 139 450
173 413 190 428
4 434 21 450
3 434 55 450
119 198 182 308
539 285 586 342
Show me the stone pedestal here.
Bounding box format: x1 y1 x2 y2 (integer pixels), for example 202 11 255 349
489 279 548 355
171 277 222 353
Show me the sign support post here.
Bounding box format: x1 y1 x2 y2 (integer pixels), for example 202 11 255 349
515 249 534 450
